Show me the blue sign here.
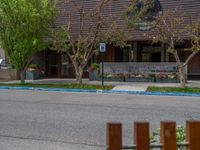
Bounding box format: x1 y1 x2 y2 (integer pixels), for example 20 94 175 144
100 43 106 53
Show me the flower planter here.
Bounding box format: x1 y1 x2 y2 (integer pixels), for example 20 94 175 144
26 70 40 80
104 78 125 82
125 77 154 82
156 78 179 83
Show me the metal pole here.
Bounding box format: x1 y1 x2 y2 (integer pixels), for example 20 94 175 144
101 52 104 86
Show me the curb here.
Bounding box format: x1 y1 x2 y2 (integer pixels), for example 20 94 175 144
109 90 200 97
0 86 97 93
0 86 200 97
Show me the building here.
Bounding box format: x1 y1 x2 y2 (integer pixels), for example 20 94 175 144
31 0 200 79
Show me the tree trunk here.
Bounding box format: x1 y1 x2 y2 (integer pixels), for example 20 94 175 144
72 62 84 84
20 69 26 83
71 61 80 83
76 70 83 84
76 67 84 84
178 66 186 88
173 50 187 88
70 56 86 84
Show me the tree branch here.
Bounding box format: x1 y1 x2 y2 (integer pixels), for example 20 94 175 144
183 51 198 67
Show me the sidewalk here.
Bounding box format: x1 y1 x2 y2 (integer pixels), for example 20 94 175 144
1 78 200 92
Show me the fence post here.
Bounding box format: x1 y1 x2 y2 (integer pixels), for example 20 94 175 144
134 122 150 150
106 123 122 150
160 121 176 150
186 121 200 150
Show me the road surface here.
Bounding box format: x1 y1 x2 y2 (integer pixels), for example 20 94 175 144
0 90 199 150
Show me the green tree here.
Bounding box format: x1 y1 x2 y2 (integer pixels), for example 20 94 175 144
0 0 55 83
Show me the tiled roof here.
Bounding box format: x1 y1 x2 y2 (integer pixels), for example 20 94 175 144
55 0 200 40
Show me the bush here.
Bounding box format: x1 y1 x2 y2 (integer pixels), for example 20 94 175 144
28 64 38 70
91 63 100 70
150 125 185 143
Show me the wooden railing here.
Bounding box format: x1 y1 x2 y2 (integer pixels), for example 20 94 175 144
106 121 200 150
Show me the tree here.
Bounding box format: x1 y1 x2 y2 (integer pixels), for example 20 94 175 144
186 20 200 63
148 10 200 87
127 1 199 87
0 0 55 83
126 0 162 30
49 0 127 84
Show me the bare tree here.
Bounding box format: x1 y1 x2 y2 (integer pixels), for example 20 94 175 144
50 0 127 84
148 9 200 87
185 19 200 65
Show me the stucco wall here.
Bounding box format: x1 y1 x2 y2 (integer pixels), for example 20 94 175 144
0 69 18 80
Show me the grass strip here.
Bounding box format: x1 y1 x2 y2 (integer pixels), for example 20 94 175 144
147 86 200 93
0 83 113 90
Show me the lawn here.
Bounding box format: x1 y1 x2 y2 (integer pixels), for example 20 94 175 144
0 83 113 90
147 86 200 93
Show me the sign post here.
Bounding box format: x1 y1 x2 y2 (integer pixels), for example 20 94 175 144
100 43 106 86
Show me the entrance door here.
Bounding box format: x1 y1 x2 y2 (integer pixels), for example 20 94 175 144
45 51 80 78
46 52 59 78
152 53 161 62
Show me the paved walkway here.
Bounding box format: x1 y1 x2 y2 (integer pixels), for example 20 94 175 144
1 78 200 92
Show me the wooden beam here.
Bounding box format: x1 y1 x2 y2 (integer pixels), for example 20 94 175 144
186 121 200 150
160 121 176 150
134 122 150 150
106 123 122 150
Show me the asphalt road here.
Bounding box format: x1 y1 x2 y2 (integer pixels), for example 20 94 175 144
0 90 200 150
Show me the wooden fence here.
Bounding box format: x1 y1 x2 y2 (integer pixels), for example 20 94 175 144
107 121 200 150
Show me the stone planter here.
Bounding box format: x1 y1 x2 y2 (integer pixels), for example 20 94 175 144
0 69 18 80
156 78 179 83
26 70 40 80
104 77 125 82
125 77 154 82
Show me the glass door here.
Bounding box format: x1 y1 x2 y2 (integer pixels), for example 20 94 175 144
48 53 58 77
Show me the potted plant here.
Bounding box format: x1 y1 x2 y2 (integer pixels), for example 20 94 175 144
26 64 40 80
88 63 100 81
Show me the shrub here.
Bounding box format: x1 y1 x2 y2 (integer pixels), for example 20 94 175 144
28 64 38 70
150 125 185 143
91 63 100 70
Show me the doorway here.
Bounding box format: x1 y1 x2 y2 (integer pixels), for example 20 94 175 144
45 51 59 78
152 53 161 62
